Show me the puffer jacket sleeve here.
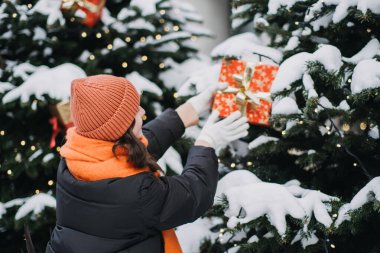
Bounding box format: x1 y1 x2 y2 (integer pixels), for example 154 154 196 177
142 108 185 161
139 146 218 230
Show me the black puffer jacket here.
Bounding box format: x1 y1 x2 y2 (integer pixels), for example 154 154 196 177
46 109 219 253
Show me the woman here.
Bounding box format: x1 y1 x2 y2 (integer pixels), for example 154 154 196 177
46 75 248 253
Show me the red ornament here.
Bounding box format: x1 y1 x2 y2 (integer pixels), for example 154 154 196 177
61 0 106 27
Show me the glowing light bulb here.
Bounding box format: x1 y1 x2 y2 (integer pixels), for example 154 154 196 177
125 37 131 42
353 163 357 167
173 25 180 31
107 44 113 50
56 146 61 152
89 54 95 60
20 140 26 146
48 180 54 186
140 36 146 42
31 145 36 151
7 170 12 175
122 62 128 68
342 123 350 132
247 161 253 166
360 122 367 130
159 10 166 15
35 189 40 194
0 130 5 136
96 32 102 38
231 163 236 168
81 32 87 38
159 63 165 69
155 34 162 40
336 144 342 148
12 13 18 18
141 55 148 61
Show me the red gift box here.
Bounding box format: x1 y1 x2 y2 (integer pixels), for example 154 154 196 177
61 0 106 27
212 59 279 125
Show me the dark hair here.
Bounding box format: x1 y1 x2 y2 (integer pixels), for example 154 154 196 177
112 120 164 174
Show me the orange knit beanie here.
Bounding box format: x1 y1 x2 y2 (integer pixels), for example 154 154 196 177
70 74 140 141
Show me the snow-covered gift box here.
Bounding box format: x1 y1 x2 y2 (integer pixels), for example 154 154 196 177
212 59 279 125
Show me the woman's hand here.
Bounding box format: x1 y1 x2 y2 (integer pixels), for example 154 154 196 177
195 110 249 149
187 82 228 116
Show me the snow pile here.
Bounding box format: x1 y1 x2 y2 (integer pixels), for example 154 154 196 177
336 177 380 227
126 72 162 96
343 39 380 64
15 193 56 220
267 0 305 14
2 63 86 104
130 0 160 16
211 33 283 63
157 147 183 175
271 45 342 93
215 170 337 236
306 0 380 25
176 217 223 253
271 97 300 115
248 135 279 150
351 59 380 94
29 0 65 26
0 82 15 94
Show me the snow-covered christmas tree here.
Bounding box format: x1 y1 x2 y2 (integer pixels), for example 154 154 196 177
172 1 380 252
0 0 209 251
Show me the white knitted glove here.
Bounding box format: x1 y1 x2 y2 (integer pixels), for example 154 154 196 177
187 82 228 116
196 110 249 149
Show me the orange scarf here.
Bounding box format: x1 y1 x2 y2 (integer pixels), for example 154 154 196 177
60 127 182 253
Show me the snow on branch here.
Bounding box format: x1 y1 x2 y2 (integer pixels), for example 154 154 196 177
2 63 86 104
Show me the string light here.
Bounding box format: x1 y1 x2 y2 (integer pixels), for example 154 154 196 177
342 123 350 132
0 130 4 136
332 213 338 218
122 62 128 68
173 92 178 98
159 19 165 24
89 54 95 60
159 10 166 15
155 34 162 40
247 161 253 166
7 170 12 176
140 36 146 42
282 130 286 136
347 78 352 83
314 108 318 113
142 115 147 121
164 26 170 32
56 146 61 152
70 17 75 22
299 120 304 125
230 163 236 168
346 95 350 99
27 3 33 8
20 140 26 146
353 162 358 167
173 25 180 31
141 55 148 61
366 28 372 33
81 32 87 38
30 145 36 151
48 180 54 186
125 37 131 42
107 44 113 50
35 189 40 194
330 244 336 249
159 63 165 69
294 21 299 25
104 28 110 34
96 32 102 39
360 122 367 130
336 144 342 148
12 13 18 18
